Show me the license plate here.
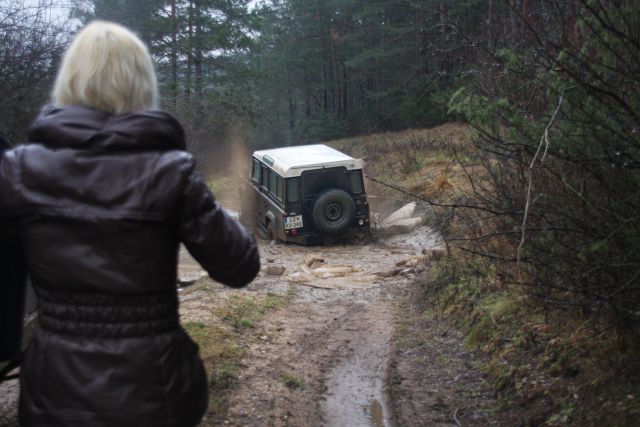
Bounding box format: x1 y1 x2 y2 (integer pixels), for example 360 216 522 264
284 215 303 229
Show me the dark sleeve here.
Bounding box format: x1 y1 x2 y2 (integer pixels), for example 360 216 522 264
179 171 260 287
0 135 9 153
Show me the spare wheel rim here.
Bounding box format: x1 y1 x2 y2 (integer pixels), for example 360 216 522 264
324 202 343 221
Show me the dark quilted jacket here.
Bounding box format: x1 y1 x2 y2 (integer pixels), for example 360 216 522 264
0 105 260 426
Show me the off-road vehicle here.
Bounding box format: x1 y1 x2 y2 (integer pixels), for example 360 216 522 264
240 144 370 245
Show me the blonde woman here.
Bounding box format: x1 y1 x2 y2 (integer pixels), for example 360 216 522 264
0 21 260 426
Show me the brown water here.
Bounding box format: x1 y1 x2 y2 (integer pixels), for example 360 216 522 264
321 291 395 427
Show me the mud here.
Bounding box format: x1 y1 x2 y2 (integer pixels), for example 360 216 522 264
182 226 448 427
322 303 394 427
207 238 415 427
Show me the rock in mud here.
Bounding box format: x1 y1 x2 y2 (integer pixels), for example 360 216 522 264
381 202 417 225
376 202 424 235
395 255 428 268
266 265 286 276
379 217 423 235
373 268 403 278
302 254 325 266
312 265 355 277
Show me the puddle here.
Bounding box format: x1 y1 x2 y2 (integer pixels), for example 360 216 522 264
322 308 394 427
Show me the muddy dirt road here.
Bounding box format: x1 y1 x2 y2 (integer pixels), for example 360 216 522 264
212 235 421 427
0 226 499 427
177 226 474 427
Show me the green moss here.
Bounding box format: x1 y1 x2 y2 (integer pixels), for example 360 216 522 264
211 361 241 391
282 373 305 389
219 288 296 330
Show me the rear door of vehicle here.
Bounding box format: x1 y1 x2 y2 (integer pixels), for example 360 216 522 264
300 167 350 232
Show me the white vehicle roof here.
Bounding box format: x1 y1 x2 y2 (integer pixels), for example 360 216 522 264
253 144 363 178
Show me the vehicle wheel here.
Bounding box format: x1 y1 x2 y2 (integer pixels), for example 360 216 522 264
266 222 275 241
311 189 356 234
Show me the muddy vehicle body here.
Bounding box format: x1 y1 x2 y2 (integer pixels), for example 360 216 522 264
241 144 370 245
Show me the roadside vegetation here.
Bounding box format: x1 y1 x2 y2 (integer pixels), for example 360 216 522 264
328 115 640 424
415 254 640 425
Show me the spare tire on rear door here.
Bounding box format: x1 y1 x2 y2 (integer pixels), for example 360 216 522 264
311 189 356 234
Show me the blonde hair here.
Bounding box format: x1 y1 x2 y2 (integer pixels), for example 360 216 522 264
52 20 159 114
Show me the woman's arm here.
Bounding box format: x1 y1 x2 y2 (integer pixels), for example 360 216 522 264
179 172 260 287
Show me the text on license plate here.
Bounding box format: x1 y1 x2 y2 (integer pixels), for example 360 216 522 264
284 215 303 229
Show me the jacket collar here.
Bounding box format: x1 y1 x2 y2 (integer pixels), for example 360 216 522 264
28 105 186 151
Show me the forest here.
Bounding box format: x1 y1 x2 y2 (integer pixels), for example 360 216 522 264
2 0 640 422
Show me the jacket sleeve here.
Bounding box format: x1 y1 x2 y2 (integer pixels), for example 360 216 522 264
179 171 260 287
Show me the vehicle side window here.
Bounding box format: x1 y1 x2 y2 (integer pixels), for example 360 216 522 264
251 159 261 182
269 169 277 193
286 178 299 203
260 165 268 187
350 172 364 194
276 176 284 201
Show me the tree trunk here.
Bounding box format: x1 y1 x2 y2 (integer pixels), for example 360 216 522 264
186 1 194 100
170 0 177 107
439 2 448 73
288 88 296 130
330 27 341 117
316 0 329 113
194 0 204 121
194 0 203 100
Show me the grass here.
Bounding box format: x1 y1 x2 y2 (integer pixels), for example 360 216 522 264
187 275 216 292
415 253 640 426
218 290 294 331
329 123 474 207
180 284 297 425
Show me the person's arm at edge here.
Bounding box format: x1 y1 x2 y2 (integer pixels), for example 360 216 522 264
179 170 260 288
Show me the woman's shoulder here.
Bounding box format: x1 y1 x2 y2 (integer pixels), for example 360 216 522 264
30 105 188 152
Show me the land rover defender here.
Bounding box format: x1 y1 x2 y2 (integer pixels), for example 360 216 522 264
240 144 370 245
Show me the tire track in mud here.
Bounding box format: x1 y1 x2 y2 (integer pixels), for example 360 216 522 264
222 294 400 427
215 229 442 427
321 300 396 427
169 226 443 426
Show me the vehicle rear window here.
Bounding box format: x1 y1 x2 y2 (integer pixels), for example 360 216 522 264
350 172 364 194
301 167 349 196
